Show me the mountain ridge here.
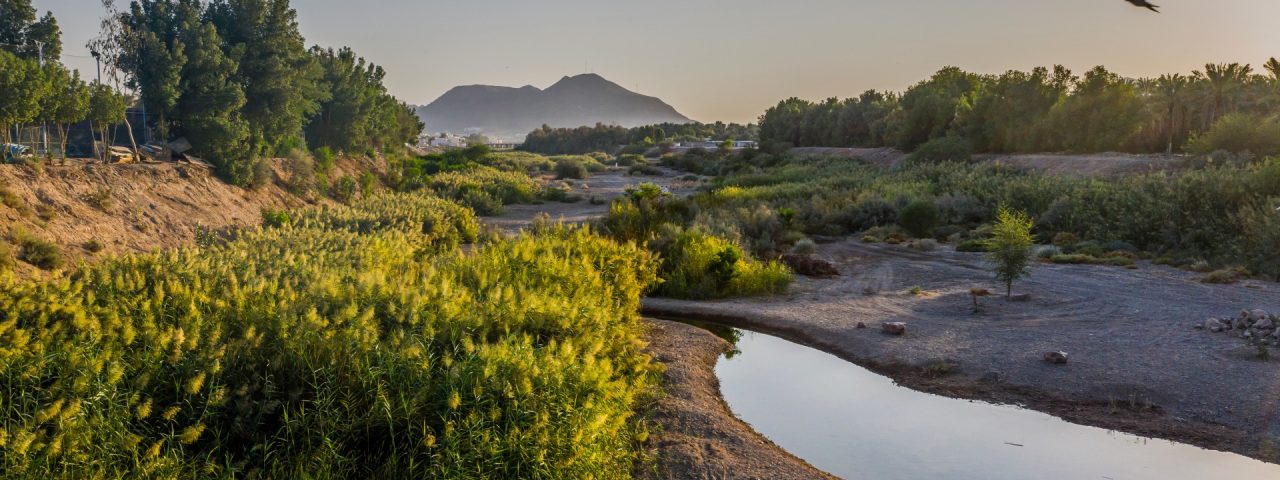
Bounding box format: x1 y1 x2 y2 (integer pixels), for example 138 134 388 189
417 74 692 141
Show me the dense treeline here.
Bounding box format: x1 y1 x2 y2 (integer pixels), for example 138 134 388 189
759 62 1280 156
100 0 423 186
520 121 758 155
0 190 659 478
1 1 131 156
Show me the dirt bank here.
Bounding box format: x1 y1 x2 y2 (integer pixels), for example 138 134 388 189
644 240 1280 464
639 320 835 480
0 157 387 277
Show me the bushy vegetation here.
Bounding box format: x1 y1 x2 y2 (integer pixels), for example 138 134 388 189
521 122 758 155
600 184 792 299
689 152 1280 279
759 61 1280 155
0 190 661 478
985 207 1035 297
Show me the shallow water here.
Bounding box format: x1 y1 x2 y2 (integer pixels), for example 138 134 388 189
712 328 1280 480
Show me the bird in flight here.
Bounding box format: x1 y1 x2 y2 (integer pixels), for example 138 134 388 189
1125 0 1160 12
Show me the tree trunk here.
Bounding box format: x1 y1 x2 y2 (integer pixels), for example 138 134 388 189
123 115 139 159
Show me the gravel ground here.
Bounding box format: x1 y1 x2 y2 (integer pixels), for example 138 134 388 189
644 240 1280 464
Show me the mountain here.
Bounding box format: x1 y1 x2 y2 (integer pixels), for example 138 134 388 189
416 74 692 141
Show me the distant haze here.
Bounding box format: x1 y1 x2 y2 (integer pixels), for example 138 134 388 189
34 0 1280 124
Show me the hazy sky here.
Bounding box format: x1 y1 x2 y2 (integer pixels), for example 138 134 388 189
34 0 1280 124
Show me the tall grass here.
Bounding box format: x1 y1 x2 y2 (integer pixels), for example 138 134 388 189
0 192 659 479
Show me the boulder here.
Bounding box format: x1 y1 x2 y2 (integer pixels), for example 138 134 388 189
1044 351 1069 364
1249 309 1272 324
1205 318 1226 333
779 254 840 278
855 322 867 329
1253 316 1275 331
1234 317 1249 330
882 322 907 335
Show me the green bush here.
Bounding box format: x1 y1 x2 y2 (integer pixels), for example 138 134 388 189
314 146 336 173
554 158 589 179
898 199 941 238
261 207 292 228
428 167 542 205
909 136 973 163
12 230 63 270
616 154 644 167
330 175 358 203
1188 114 1280 158
984 207 1034 297
651 227 791 299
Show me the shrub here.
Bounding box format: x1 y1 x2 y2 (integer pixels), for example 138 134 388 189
284 149 317 194
85 187 115 212
1051 254 1098 264
84 238 106 253
617 154 644 167
11 230 63 270
910 238 939 252
985 207 1035 297
428 167 541 205
1188 113 1280 157
909 136 973 163
651 227 790 299
1033 245 1062 259
791 238 817 255
260 207 292 228
628 164 665 176
314 146 336 173
459 189 505 216
957 239 989 252
1201 268 1248 284
330 175 358 204
554 157 589 179
0 181 32 217
0 241 13 271
1071 240 1105 257
1052 232 1080 248
898 199 941 238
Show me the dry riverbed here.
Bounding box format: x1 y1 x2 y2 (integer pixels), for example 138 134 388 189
644 240 1280 465
484 166 1280 476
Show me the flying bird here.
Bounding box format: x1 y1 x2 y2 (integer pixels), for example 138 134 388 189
1125 0 1160 12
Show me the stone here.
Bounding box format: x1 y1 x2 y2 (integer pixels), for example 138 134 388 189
1205 318 1226 333
1249 309 1272 323
1234 317 1249 330
855 322 867 329
882 322 907 335
779 254 840 278
1254 316 1275 331
1044 351 1069 364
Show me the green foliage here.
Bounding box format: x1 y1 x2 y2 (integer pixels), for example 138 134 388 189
0 192 659 478
427 166 542 206
0 50 45 144
330 175 358 203
521 122 757 155
1188 113 1280 158
650 227 791 299
985 207 1035 297
909 136 972 163
260 207 291 227
898 199 941 238
10 228 62 270
554 157 589 179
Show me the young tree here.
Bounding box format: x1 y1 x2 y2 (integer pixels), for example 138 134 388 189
177 22 252 184
0 50 45 146
87 82 128 161
39 66 90 158
985 206 1035 298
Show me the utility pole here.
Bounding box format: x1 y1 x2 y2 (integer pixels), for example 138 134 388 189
37 41 47 156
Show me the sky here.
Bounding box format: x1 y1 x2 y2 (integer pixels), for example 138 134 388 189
33 0 1280 124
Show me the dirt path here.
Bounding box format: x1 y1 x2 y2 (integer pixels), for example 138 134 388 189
639 320 836 480
644 240 1280 464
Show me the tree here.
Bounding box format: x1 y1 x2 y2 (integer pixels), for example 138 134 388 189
206 0 325 154
0 50 46 146
985 206 1035 298
1193 63 1255 128
0 0 61 61
87 83 128 161
177 22 253 185
1153 73 1191 154
465 133 490 147
39 66 90 158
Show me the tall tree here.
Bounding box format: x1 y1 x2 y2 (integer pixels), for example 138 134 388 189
0 50 46 145
1154 73 1191 154
1193 63 1255 128
39 65 91 158
177 21 252 183
206 0 325 153
0 0 61 62
87 82 128 160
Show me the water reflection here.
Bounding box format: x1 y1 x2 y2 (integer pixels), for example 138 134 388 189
710 328 1280 480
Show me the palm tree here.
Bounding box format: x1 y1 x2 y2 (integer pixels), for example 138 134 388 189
1193 63 1254 127
1154 74 1190 154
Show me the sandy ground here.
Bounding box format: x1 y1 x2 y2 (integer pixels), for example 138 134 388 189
638 320 836 480
788 147 1185 177
644 240 1280 464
